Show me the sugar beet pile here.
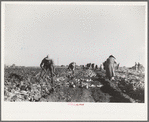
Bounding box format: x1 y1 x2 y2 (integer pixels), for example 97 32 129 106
4 67 144 102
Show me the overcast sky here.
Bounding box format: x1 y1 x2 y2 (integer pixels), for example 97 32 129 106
3 2 147 67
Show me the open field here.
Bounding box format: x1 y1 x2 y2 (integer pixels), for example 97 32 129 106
4 66 144 103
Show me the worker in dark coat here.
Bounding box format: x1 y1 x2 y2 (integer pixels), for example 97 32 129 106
105 55 116 81
95 65 98 69
68 62 76 75
39 55 56 93
40 55 55 79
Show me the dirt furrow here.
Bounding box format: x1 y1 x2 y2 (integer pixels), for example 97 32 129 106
95 73 136 103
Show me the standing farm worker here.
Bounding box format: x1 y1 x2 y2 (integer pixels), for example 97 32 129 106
135 62 138 71
99 64 103 71
138 62 140 70
39 55 56 80
105 55 116 81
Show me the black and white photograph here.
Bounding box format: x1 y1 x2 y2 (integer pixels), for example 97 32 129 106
2 1 148 121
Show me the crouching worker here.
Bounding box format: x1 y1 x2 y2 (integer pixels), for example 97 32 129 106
68 62 76 75
105 55 116 81
39 55 56 80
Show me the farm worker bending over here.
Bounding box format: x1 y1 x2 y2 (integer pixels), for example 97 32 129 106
105 55 116 81
68 62 76 75
40 55 55 79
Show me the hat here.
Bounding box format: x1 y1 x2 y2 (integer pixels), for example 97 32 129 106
45 54 50 60
109 55 116 59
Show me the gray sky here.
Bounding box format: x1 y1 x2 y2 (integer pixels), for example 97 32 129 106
3 2 147 67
